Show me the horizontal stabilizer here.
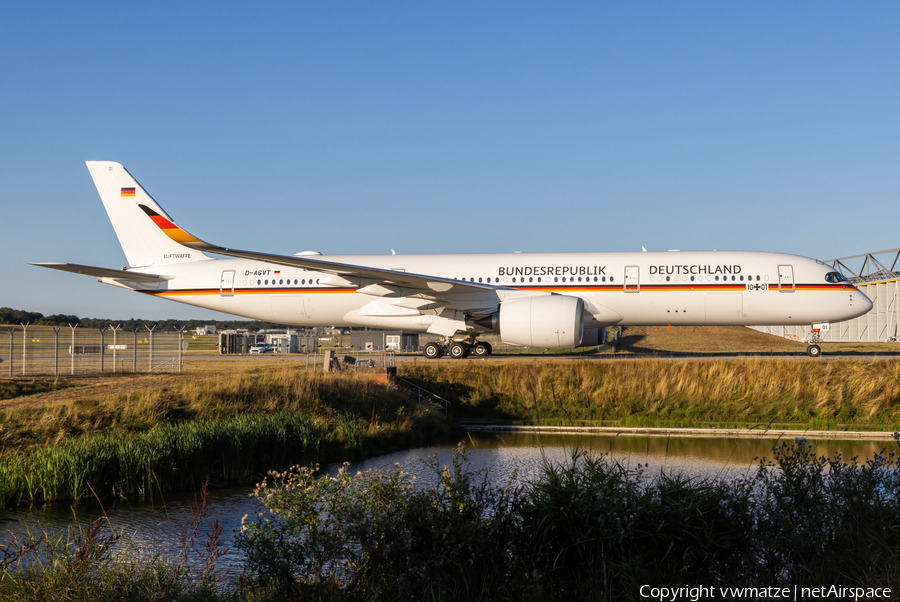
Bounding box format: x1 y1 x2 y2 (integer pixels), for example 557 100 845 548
30 263 168 282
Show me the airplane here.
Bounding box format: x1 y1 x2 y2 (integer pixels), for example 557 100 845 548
33 161 872 359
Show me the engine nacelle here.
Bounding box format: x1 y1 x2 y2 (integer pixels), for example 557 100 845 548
476 295 585 348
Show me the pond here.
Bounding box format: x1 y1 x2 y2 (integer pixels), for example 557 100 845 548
2 432 895 570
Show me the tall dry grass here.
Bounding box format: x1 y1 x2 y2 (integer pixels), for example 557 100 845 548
0 367 454 504
0 366 438 452
402 358 900 428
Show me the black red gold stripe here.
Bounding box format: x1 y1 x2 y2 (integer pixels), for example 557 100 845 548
138 204 203 244
140 283 852 297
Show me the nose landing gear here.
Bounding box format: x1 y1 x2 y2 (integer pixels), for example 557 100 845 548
806 325 826 358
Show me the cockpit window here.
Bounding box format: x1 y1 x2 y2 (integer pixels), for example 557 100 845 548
824 272 850 284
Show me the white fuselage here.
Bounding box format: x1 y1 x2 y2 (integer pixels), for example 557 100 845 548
114 250 871 332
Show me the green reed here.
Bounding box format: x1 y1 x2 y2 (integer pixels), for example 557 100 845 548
0 412 364 506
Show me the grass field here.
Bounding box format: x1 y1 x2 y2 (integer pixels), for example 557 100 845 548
0 362 455 504
400 357 900 431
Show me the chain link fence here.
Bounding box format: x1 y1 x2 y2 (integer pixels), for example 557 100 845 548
0 325 184 376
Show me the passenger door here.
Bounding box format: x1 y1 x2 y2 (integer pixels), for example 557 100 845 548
624 266 640 293
777 265 795 292
219 270 235 297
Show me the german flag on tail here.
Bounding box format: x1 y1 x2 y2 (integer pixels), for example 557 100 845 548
138 204 202 244
121 187 135 197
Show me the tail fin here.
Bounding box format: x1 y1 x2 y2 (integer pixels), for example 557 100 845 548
86 161 210 268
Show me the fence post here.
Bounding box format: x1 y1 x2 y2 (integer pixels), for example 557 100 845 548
146 326 155 372
132 329 138 373
5 328 14 377
53 328 60 376
110 324 121 372
69 324 77 375
99 327 106 373
20 323 28 376
178 327 185 373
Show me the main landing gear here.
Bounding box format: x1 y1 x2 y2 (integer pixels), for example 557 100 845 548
423 337 493 359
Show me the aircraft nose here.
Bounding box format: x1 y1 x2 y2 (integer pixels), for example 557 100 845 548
859 290 874 313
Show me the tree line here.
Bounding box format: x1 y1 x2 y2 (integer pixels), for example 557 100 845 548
0 307 290 332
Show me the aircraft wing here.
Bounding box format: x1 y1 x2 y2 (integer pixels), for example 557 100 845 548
31 262 169 282
138 203 523 316
199 247 492 294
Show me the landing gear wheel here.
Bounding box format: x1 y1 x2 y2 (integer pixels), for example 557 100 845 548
806 344 822 358
424 342 443 359
449 342 469 359
472 342 493 357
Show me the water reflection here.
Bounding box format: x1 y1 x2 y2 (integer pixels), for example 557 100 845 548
1 433 895 569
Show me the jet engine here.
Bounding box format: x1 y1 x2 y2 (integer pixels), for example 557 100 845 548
475 295 584 348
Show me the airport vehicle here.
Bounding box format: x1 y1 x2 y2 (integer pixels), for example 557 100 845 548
249 343 274 354
34 162 873 358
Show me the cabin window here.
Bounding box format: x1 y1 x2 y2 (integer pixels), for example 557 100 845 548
478 277 483 283
690 276 694 282
529 277 533 282
537 277 541 282
265 280 268 285
554 277 559 282
257 280 261 285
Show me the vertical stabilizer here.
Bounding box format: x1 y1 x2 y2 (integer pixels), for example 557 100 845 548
86 161 209 267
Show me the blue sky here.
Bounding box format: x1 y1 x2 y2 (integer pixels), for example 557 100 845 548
1 2 898 320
